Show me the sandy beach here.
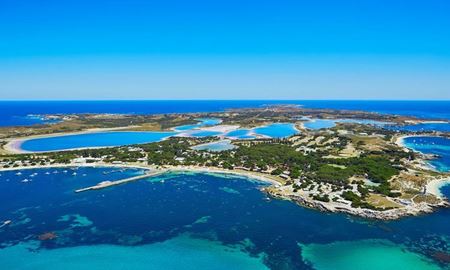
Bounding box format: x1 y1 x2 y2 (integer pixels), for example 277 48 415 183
1 161 448 220
426 178 450 198
393 134 428 149
197 125 239 133
163 165 283 186
404 120 449 124
0 162 283 187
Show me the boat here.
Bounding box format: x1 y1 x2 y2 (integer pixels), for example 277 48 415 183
0 220 12 228
15 172 22 176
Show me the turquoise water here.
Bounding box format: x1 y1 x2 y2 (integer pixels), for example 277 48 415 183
191 140 236 152
174 118 224 138
303 119 336 130
300 239 441 270
17 121 299 152
16 116 400 152
0 235 268 270
336 118 390 126
225 129 256 139
188 130 223 138
0 167 447 269
253 123 299 138
402 136 450 172
196 118 222 126
18 118 222 152
20 131 176 152
303 119 390 130
174 118 221 131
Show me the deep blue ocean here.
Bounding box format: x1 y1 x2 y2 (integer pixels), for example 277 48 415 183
1 100 450 269
1 100 450 127
0 167 448 269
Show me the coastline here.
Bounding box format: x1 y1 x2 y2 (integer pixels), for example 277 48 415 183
1 161 448 220
426 178 450 198
2 126 168 154
0 162 283 187
394 134 445 172
3 121 303 154
393 134 431 150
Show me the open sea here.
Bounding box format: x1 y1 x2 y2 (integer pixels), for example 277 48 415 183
0 167 449 270
0 100 450 269
1 100 450 127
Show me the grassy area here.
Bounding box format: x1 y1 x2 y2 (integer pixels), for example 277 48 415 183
366 194 402 209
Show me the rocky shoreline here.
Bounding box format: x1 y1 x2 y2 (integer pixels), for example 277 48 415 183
1 161 449 221
266 188 450 221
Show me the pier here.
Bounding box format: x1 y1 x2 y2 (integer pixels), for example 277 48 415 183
75 170 166 193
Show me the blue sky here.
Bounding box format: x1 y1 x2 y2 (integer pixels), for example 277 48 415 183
1 0 449 99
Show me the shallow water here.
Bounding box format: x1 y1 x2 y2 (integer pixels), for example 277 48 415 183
173 118 221 131
225 129 256 139
187 130 223 138
0 235 269 270
17 120 301 152
300 239 441 270
0 167 448 269
303 118 390 130
253 123 298 138
191 140 236 152
303 119 336 130
20 131 176 152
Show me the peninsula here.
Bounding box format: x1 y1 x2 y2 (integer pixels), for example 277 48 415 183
1 105 449 220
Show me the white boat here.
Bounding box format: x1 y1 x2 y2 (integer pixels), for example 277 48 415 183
21 179 30 183
15 172 22 176
0 220 12 228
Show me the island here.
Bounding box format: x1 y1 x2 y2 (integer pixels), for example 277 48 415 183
1 105 449 220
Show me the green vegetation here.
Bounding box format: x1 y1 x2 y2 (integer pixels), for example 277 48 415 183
2 105 432 214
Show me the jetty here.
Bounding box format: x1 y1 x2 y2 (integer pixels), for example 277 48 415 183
75 170 166 193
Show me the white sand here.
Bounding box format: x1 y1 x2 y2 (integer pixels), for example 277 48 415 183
0 162 282 187
426 178 450 198
197 125 240 133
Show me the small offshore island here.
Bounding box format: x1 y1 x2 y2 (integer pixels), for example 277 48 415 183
1 105 449 220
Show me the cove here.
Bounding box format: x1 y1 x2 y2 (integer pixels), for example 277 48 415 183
0 167 448 269
402 136 450 172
